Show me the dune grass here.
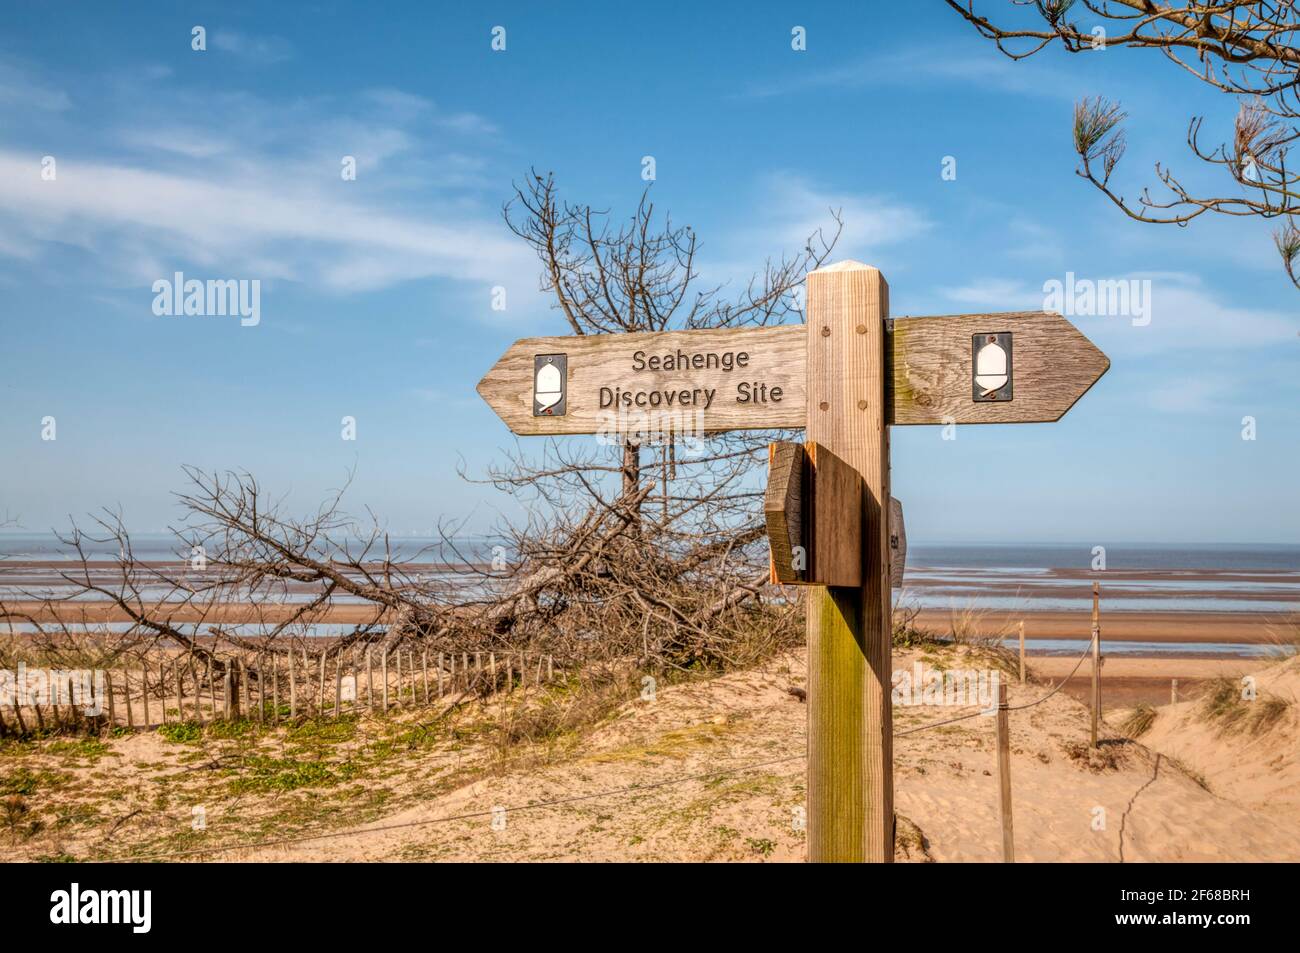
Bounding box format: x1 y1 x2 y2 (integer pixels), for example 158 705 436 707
1119 704 1157 738
1198 677 1292 736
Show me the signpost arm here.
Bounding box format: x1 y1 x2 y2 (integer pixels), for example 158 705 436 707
805 261 893 862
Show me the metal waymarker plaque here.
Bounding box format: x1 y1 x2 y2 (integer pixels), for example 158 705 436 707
533 353 567 417
972 332 1013 402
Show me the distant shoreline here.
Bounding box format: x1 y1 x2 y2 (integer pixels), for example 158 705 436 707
912 608 1291 645
2 602 1290 645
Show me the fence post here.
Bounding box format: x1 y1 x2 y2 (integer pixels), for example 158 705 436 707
172 661 183 723
123 668 134 729
257 654 267 723
996 680 1014 863
207 657 216 722
422 649 430 705
33 685 46 733
199 658 208 722
157 662 168 725
395 650 403 706
188 658 200 722
11 666 28 732
1170 678 1178 704
56 674 67 729
366 646 374 711
1091 582 1101 748
330 647 340 712
437 652 445 697
11 690 26 735
1018 620 1025 685
214 662 224 720
200 660 210 722
141 661 152 727
317 651 327 714
351 648 359 710
381 649 389 713
223 662 234 720
104 671 116 728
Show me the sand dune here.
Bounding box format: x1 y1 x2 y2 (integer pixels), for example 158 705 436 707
1138 655 1300 816
7 642 1295 862
233 646 1300 862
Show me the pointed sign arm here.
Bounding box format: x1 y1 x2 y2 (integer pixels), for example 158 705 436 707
476 312 1109 435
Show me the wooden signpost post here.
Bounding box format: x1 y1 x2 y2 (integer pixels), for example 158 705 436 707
477 260 1110 863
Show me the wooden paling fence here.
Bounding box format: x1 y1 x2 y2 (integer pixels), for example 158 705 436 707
0 646 558 736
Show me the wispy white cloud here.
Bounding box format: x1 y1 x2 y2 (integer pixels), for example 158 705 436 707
937 270 1296 351
1078 271 1296 354
741 45 1079 100
0 66 537 301
941 278 1037 309
1146 374 1236 414
0 149 532 292
761 173 931 255
0 58 71 112
117 126 234 159
696 173 929 303
211 30 294 65
1003 217 1065 263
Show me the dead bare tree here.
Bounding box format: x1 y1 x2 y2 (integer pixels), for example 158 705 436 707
947 0 1300 287
457 171 843 668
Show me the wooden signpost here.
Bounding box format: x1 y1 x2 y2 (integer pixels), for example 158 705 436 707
477 260 1110 863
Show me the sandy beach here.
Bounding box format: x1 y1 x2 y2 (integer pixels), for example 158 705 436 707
913 608 1292 644
1029 655 1258 708
5 583 1294 642
9 602 1288 643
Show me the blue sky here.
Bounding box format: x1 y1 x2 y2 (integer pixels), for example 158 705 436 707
0 2 1296 545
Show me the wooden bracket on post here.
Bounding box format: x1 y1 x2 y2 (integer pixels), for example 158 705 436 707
765 441 862 587
767 441 907 591
765 441 805 585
